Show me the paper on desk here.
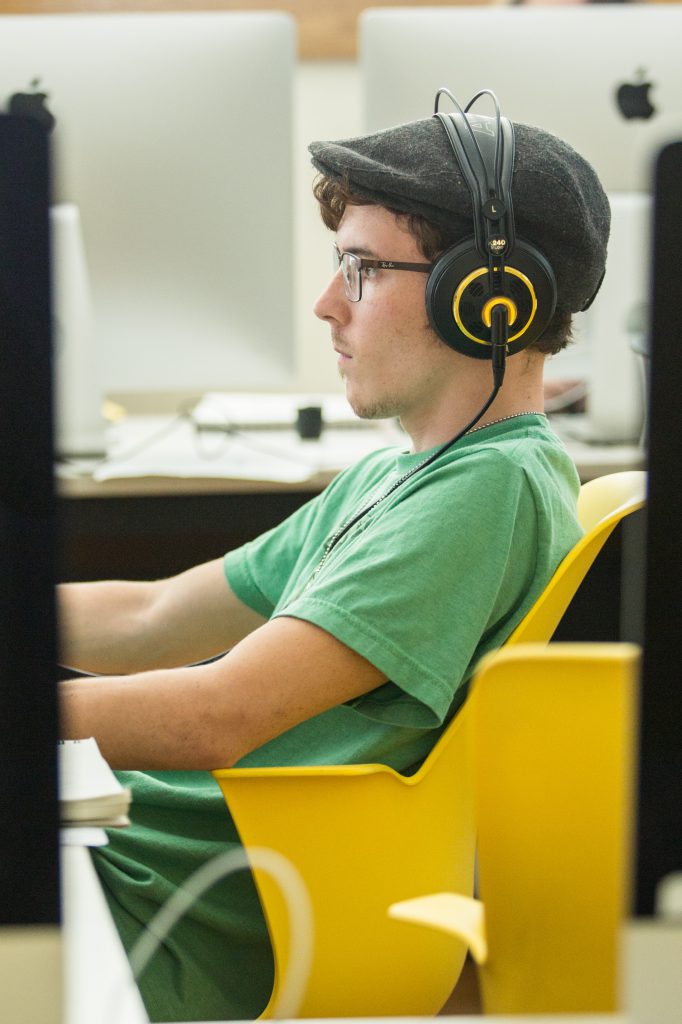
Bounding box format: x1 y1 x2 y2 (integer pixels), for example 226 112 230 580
93 415 312 483
93 414 404 483
59 737 132 827
193 391 361 429
61 826 109 847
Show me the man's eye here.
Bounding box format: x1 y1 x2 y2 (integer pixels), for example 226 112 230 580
363 265 379 280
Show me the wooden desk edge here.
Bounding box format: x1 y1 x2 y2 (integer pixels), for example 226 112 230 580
57 472 335 499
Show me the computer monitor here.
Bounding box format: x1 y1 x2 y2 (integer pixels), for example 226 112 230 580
0 12 296 420
0 114 62 1021
360 5 682 443
360 5 682 194
635 139 682 917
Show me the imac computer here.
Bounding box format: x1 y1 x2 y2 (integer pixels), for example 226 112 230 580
0 114 61 1022
0 12 296 454
361 5 682 193
360 5 682 444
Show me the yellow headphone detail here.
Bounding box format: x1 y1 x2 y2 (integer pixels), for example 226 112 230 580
425 90 557 362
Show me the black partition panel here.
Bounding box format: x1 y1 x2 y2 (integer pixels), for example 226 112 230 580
635 140 682 916
0 114 59 926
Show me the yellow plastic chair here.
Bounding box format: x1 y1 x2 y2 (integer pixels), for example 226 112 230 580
390 642 640 1014
212 470 646 1018
214 697 477 1018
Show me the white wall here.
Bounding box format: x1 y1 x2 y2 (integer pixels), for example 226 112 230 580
292 61 361 392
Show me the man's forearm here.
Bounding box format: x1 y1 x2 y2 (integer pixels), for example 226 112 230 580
57 579 160 675
57 559 267 677
59 616 387 772
59 661 238 770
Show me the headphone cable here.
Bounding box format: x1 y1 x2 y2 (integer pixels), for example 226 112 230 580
319 380 501 562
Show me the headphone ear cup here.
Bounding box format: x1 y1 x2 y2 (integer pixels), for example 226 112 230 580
426 238 557 358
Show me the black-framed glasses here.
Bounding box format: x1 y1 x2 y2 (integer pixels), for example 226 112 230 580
332 244 432 302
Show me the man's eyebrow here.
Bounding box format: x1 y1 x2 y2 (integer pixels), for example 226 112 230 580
337 244 378 259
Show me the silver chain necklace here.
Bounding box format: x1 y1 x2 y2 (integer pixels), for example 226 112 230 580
309 410 545 584
465 410 545 435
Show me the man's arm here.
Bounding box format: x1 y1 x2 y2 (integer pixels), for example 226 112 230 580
59 615 388 770
57 558 267 675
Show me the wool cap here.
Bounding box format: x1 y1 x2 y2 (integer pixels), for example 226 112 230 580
309 115 611 314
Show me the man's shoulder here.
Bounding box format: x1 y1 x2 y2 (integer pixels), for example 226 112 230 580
439 418 577 481
398 421 579 516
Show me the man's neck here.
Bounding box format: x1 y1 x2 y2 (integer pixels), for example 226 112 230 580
403 351 546 453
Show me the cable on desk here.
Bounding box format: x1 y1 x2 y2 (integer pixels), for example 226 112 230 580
103 401 198 467
64 398 343 474
56 400 198 476
188 410 340 468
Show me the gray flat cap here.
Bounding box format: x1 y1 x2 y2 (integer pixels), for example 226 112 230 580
309 115 611 314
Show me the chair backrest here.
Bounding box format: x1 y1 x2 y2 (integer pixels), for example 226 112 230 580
390 642 640 1014
213 471 646 1017
577 469 647 531
473 642 639 1012
506 470 646 646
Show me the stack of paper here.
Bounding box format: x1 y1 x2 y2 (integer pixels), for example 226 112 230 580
192 391 361 429
59 737 131 828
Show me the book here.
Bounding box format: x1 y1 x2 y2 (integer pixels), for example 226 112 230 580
58 737 131 828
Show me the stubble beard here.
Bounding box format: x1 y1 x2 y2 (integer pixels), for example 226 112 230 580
338 365 402 422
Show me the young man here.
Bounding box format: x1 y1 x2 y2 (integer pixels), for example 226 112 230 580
59 106 610 1021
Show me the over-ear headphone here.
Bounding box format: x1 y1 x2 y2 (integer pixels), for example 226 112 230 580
425 89 558 364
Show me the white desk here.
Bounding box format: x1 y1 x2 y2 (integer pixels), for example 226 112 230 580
56 411 644 499
62 841 148 1024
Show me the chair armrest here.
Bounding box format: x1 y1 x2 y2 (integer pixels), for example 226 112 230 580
390 892 488 965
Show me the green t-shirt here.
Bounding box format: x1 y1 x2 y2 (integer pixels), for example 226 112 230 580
92 414 581 1022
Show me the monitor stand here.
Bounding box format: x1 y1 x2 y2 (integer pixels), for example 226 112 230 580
51 203 107 459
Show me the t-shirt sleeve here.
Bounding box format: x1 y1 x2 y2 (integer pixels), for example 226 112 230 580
224 451 393 617
224 487 329 618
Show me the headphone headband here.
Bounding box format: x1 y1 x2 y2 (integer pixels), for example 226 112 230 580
426 89 557 364
434 110 516 264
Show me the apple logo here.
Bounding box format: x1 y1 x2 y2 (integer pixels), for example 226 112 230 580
8 77 56 132
616 68 655 121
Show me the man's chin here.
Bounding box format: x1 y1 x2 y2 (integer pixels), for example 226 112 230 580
347 399 393 422
341 375 395 421
343 387 367 420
